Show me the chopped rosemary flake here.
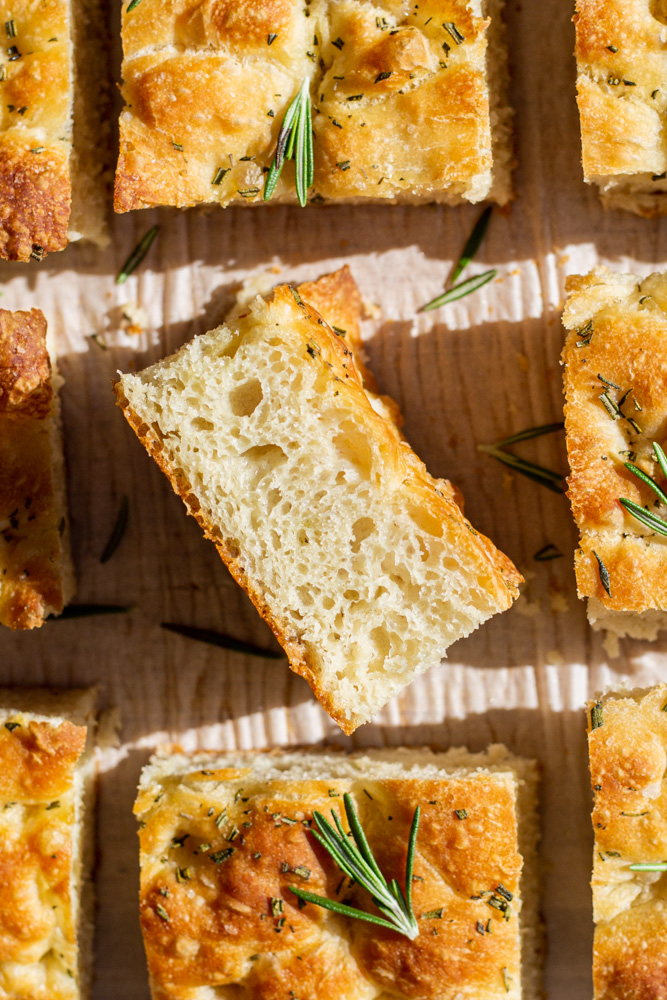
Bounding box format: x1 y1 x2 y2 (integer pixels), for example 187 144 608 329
213 166 229 185
534 543 563 561
4 722 20 732
46 801 60 810
476 920 486 934
443 21 465 43
590 702 604 731
332 326 346 337
30 146 44 153
5 19 16 37
270 897 284 917
54 603 134 619
30 244 44 261
209 848 235 863
495 884 513 902
621 811 649 818
593 552 612 597
238 188 260 197
421 908 444 919
502 968 512 993
328 789 340 797
597 374 621 390
420 269 497 311
155 904 169 921
176 867 192 882
267 32 277 44
160 623 284 659
7 44 20 59
451 206 493 284
264 78 314 207
100 496 129 564
336 160 351 170
487 894 511 919
607 44 618 52
575 320 594 347
347 94 363 101
454 809 467 820
629 861 667 871
332 36 344 48
289 793 420 939
172 141 183 151
227 826 239 841
292 866 311 879
375 71 392 82
116 225 159 284
215 810 227 828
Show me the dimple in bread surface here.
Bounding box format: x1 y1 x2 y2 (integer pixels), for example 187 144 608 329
0 688 96 1000
114 0 513 211
115 269 521 733
587 685 667 999
135 746 539 1000
574 0 667 215
562 267 667 641
0 309 75 629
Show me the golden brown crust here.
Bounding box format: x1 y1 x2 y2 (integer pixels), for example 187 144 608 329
562 268 667 616
136 755 524 999
588 685 667 1000
0 2 73 261
0 709 88 999
574 0 667 214
115 0 509 211
115 269 522 733
0 309 73 630
0 309 52 418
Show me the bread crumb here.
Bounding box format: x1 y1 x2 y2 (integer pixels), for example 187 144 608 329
546 650 564 665
362 299 382 320
602 631 621 659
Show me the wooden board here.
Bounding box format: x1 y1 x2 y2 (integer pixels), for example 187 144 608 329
2 0 667 996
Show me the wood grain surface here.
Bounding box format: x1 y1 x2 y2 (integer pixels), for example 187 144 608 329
2 0 667 997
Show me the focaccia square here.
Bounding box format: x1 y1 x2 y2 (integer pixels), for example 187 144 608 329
0 0 109 261
587 685 667 1000
114 268 521 733
0 308 75 629
574 0 667 216
562 266 667 642
114 0 513 212
134 746 540 1000
0 687 96 1000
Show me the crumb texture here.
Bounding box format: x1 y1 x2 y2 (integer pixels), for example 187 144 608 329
116 270 521 732
135 746 539 1000
562 266 667 640
115 0 512 210
574 0 667 215
0 309 74 630
588 685 667 999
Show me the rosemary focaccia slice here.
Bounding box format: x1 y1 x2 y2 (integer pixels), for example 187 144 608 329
562 267 667 642
114 268 522 733
574 0 667 215
587 685 667 1000
114 0 513 212
0 308 75 629
0 0 109 261
0 687 97 1000
135 746 541 1000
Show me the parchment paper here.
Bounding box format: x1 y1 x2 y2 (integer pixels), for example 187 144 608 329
1 0 666 996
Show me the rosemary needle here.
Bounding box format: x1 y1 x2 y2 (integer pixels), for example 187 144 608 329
478 423 566 494
289 793 420 939
492 422 565 448
116 225 159 284
420 269 497 312
161 623 285 659
451 206 493 284
100 496 129 564
630 862 667 871
264 78 314 207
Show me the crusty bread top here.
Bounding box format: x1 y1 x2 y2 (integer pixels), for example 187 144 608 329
0 309 74 630
115 0 508 211
0 692 93 1000
574 1 667 182
135 747 528 1000
588 685 667 999
562 267 667 615
0 0 73 261
115 268 521 732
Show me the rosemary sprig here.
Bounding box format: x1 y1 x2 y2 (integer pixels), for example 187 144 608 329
116 225 159 284
161 623 285 659
421 269 497 312
629 862 667 871
478 423 566 494
100 496 129 564
264 78 314 207
289 792 420 939
451 207 493 284
620 441 667 536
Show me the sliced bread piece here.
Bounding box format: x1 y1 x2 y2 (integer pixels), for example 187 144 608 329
0 687 97 999
115 268 521 732
587 685 667 999
0 308 75 629
135 745 541 1000
562 266 667 642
